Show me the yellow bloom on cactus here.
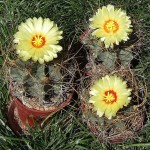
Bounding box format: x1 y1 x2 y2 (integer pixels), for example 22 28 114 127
89 5 132 48
89 75 131 119
14 17 63 64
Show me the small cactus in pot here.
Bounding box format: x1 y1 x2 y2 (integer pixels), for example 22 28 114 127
79 5 147 144
6 17 75 134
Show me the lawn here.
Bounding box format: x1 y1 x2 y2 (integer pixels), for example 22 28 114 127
0 0 150 149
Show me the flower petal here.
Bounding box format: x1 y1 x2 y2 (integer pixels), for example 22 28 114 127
13 17 63 63
89 75 131 119
89 5 132 48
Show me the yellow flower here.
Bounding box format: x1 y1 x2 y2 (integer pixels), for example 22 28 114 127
89 75 131 119
89 5 132 48
14 17 63 64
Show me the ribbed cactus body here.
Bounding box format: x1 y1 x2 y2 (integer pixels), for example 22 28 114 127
9 59 64 104
81 30 134 71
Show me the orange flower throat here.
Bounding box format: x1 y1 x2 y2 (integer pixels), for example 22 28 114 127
32 34 46 48
104 20 119 33
104 90 117 104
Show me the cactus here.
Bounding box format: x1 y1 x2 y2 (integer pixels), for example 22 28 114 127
79 5 147 144
81 30 134 71
80 64 147 143
5 17 77 132
8 58 72 109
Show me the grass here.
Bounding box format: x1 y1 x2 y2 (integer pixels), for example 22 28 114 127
0 0 150 149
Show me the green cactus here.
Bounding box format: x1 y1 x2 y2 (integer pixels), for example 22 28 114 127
80 73 146 143
81 30 134 70
9 59 65 104
80 25 146 143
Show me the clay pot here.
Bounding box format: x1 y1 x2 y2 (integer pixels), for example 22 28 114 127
8 91 74 134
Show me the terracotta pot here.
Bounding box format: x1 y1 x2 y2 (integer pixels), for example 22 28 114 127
8 91 74 134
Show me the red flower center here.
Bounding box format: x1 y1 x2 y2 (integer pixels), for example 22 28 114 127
31 34 46 48
103 90 117 104
104 20 119 33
